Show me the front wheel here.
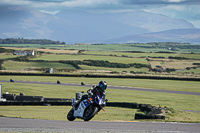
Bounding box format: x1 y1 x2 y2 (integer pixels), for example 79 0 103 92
83 105 99 121
67 108 76 121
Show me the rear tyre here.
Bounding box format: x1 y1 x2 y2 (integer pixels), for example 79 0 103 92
83 105 99 121
67 108 76 121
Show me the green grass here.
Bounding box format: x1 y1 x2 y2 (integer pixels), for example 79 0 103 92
30 54 148 64
3 61 75 70
0 54 21 60
0 76 200 122
175 68 200 73
177 54 200 59
0 106 135 121
1 82 83 98
1 75 200 92
1 44 42 47
1 106 199 122
0 76 200 111
2 81 199 111
149 59 198 69
0 82 200 122
79 65 150 73
84 51 176 58
2 43 200 54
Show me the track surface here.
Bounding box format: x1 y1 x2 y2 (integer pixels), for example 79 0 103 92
0 117 200 132
1 80 200 96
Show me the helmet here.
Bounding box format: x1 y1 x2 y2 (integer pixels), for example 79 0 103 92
99 81 107 91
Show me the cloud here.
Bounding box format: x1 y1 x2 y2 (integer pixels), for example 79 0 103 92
1 0 199 9
165 5 186 11
0 0 32 6
51 0 117 9
1 0 199 28
120 0 200 5
143 4 200 28
0 0 118 8
40 10 60 15
164 0 186 2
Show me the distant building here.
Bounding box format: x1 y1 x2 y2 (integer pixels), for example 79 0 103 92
14 50 34 56
46 68 53 73
151 68 165 72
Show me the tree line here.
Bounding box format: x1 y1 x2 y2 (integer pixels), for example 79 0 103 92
0 48 14 53
60 60 150 69
0 38 66 45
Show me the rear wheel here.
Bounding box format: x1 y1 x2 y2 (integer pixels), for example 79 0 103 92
83 105 99 121
67 108 76 121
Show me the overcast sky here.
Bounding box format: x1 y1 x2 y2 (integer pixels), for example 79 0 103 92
0 0 200 28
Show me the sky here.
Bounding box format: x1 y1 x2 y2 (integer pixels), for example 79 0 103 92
0 0 200 28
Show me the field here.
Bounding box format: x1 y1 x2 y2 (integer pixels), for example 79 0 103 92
1 44 200 77
2 43 200 53
0 43 200 122
149 59 199 69
30 54 148 64
84 51 177 58
3 61 76 70
0 54 20 60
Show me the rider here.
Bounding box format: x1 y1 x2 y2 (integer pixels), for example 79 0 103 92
87 80 107 99
74 81 107 109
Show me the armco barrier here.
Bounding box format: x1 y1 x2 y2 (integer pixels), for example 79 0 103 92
15 95 43 102
2 94 71 102
0 101 158 110
0 101 71 106
2 94 16 101
43 97 69 102
106 102 139 109
135 113 165 120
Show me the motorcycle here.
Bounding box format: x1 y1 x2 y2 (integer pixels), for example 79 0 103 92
67 91 107 121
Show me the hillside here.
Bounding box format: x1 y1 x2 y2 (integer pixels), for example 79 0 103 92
103 29 200 44
0 6 199 44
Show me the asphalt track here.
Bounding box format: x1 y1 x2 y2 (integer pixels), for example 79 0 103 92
1 80 200 96
1 117 200 132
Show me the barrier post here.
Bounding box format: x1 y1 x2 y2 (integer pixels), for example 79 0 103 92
0 84 2 99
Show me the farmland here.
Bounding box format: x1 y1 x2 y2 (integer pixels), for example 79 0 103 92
1 43 200 53
3 61 75 71
0 43 200 78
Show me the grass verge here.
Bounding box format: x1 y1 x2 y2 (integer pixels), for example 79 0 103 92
0 75 200 122
0 106 200 122
1 75 200 92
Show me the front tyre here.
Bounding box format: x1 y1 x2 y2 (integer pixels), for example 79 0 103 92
67 108 76 121
83 105 99 121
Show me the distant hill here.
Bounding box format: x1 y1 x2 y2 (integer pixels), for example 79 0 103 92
0 6 199 44
102 29 200 44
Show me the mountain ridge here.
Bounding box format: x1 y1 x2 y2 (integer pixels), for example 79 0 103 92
0 6 199 44
101 28 200 44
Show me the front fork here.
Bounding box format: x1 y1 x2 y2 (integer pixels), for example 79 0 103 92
72 98 76 108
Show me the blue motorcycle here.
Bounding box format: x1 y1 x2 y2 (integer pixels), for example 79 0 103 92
67 91 107 121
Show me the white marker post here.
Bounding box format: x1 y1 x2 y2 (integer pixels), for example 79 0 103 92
0 84 6 102
0 84 2 99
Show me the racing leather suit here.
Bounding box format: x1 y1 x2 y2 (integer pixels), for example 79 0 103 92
87 85 106 100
